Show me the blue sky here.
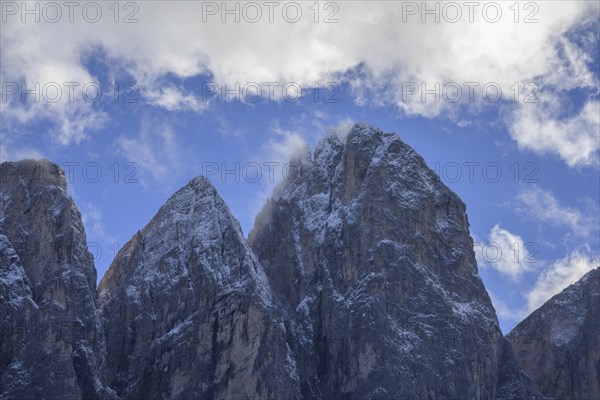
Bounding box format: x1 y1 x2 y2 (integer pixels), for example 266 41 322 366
1 1 599 333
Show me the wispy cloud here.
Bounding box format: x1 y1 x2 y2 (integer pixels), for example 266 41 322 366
144 85 207 113
487 246 598 323
488 185 600 323
80 202 114 244
525 249 599 313
116 117 182 185
515 186 598 239
78 201 119 277
475 224 536 280
243 126 309 234
2 2 598 168
265 128 309 165
0 141 45 162
509 95 599 168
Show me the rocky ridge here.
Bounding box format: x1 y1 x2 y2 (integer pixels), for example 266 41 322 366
0 124 555 400
0 160 115 399
97 176 301 399
248 123 541 399
508 267 600 400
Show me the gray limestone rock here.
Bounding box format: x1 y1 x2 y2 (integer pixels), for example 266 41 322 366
0 159 115 400
508 267 600 400
248 123 542 400
97 176 301 400
1 124 552 400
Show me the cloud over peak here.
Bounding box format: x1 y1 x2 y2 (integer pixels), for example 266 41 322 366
2 1 598 168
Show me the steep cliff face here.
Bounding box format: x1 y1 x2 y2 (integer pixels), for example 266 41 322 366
0 160 115 399
1 126 550 400
98 176 301 400
508 267 600 400
248 123 541 400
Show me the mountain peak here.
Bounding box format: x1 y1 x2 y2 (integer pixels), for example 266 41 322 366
324 121 379 139
2 123 553 400
186 173 212 190
0 157 115 399
0 158 67 189
508 266 599 399
318 122 385 154
97 171 300 399
249 123 539 400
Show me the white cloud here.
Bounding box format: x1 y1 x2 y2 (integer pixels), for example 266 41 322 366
0 144 44 162
509 96 600 167
481 235 599 321
244 127 308 226
1 1 598 166
542 36 598 90
475 224 535 280
116 118 181 184
326 121 355 141
0 129 46 162
80 202 113 243
517 187 582 228
2 95 108 146
515 186 598 238
144 85 206 112
525 250 599 313
78 201 119 276
487 187 600 319
0 25 109 145
245 112 340 227
262 112 356 176
265 128 309 165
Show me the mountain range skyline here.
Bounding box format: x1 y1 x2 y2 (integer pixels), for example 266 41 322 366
1 123 598 399
1 1 599 398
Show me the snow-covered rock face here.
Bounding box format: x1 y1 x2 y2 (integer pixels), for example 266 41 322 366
0 160 115 400
508 267 600 400
249 123 541 400
97 175 301 399
1 126 549 400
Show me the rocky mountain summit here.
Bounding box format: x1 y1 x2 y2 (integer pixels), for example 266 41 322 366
0 123 559 400
248 123 541 400
0 160 115 399
508 267 600 400
97 176 301 399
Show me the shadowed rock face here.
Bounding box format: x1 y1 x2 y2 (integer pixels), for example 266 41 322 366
0 160 115 399
97 176 301 400
508 267 600 400
248 123 542 400
1 125 549 400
